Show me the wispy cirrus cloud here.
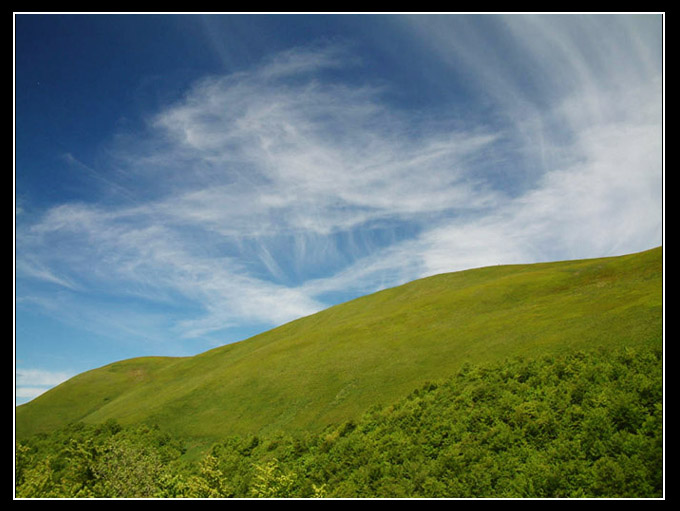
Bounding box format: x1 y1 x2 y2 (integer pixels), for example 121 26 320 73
391 14 663 268
17 43 506 341
16 16 662 349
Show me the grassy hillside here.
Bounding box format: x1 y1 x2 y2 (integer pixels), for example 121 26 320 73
16 246 663 444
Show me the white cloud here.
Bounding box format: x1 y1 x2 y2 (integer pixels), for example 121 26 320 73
16 387 51 400
383 15 662 268
15 258 79 290
16 368 75 401
17 43 508 339
16 368 73 387
16 19 662 346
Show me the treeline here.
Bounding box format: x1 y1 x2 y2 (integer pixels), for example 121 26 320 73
15 344 663 498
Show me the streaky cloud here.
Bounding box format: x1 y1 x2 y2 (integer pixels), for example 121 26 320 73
16 17 663 347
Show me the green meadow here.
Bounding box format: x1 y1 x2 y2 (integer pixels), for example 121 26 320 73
16 246 662 448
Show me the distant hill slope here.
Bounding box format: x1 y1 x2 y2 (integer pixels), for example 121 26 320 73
16 246 663 443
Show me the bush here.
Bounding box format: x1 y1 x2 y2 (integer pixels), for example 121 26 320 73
16 344 663 498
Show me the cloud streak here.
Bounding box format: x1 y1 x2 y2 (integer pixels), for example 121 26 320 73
16 16 663 348
16 369 74 399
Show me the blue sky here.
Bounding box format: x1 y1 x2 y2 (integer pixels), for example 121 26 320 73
14 14 663 404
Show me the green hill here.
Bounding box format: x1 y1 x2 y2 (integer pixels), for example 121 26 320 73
15 246 663 445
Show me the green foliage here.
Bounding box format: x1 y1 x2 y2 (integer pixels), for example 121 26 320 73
92 437 164 497
249 459 297 498
15 247 663 498
184 454 225 498
16 344 663 498
15 445 58 498
15 420 186 498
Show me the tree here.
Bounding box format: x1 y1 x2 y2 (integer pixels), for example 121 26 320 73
92 437 163 498
249 459 297 498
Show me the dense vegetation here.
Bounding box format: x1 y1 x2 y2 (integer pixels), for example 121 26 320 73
16 343 663 498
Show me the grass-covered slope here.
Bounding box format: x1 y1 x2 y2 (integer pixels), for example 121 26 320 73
16 247 663 442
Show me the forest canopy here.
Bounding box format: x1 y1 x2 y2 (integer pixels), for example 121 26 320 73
15 344 663 498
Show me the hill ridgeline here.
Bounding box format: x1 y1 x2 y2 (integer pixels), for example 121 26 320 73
16 246 663 443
